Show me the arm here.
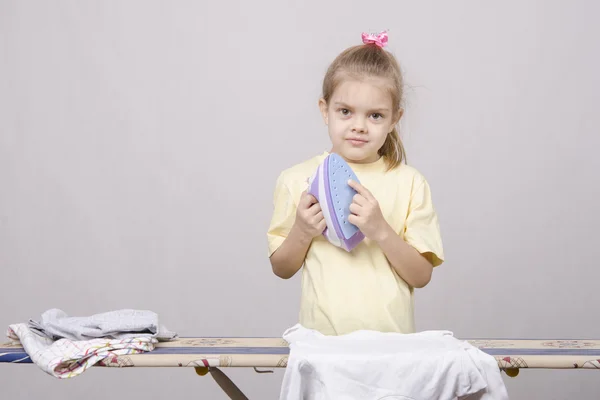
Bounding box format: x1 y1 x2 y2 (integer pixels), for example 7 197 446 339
347 179 434 288
374 225 433 288
269 225 312 279
270 191 326 279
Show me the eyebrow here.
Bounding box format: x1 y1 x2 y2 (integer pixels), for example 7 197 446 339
333 102 390 113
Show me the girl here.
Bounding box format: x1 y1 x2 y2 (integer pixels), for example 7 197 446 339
267 31 444 336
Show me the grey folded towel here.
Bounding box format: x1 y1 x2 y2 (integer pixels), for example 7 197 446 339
28 308 177 342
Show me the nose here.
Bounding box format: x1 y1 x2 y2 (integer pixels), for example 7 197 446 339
352 117 367 134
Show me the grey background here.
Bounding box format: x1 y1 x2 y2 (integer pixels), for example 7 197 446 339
1 1 598 399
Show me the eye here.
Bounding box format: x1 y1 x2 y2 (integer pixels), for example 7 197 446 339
371 113 383 120
340 108 351 116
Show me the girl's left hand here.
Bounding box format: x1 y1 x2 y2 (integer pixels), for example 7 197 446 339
347 179 392 242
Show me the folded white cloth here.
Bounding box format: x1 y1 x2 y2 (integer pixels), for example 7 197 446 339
28 308 177 341
280 324 509 400
7 323 156 378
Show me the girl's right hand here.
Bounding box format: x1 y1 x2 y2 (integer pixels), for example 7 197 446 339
293 191 326 241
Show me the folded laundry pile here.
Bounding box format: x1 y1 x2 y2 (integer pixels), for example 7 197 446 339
6 308 177 378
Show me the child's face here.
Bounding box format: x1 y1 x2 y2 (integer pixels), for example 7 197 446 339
319 77 401 164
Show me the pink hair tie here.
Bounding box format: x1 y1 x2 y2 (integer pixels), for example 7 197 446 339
361 30 388 48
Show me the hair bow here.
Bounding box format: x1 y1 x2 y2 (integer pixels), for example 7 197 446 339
361 30 388 48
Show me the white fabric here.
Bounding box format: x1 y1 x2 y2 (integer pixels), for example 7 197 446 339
7 323 157 378
280 324 509 400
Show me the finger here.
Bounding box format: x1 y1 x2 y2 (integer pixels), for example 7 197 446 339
349 203 362 215
306 193 318 205
347 179 374 200
312 211 324 224
317 219 327 232
298 191 309 208
352 193 368 206
349 179 378 204
348 214 359 226
347 179 366 194
300 191 318 208
308 202 322 216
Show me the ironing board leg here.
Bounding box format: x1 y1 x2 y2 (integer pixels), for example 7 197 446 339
195 366 250 400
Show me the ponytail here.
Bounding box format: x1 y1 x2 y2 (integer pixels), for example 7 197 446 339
379 127 406 170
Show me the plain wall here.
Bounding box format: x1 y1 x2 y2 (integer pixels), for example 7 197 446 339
1 1 599 398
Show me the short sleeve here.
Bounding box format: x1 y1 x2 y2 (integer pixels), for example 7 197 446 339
267 173 297 257
403 177 444 267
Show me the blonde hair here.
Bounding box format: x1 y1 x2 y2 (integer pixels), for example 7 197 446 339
321 43 406 170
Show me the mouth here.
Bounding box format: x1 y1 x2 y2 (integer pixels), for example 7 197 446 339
346 138 368 146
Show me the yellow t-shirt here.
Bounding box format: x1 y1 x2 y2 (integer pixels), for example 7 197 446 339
267 151 444 335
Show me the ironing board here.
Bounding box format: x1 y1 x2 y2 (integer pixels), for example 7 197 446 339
2 337 600 399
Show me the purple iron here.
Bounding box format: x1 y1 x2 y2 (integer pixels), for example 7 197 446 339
307 153 365 251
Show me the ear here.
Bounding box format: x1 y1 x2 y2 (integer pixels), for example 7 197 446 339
318 98 329 125
391 107 404 131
